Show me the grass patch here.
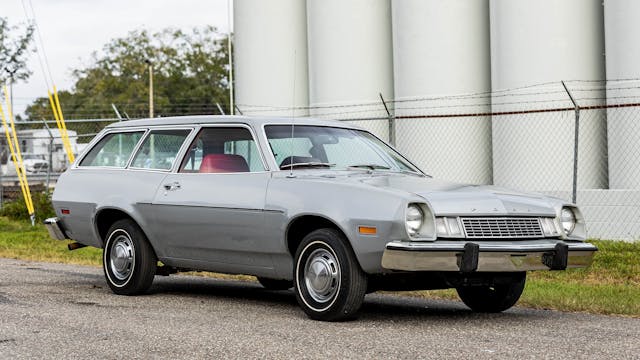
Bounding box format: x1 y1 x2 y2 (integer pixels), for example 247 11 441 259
0 216 638 316
519 240 640 316
0 217 101 266
392 240 640 317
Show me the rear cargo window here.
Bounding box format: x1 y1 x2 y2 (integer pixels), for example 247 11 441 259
79 131 144 167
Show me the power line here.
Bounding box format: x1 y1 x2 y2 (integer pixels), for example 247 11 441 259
20 0 53 90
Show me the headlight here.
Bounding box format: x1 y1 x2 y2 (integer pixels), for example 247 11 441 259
561 207 576 235
406 205 424 237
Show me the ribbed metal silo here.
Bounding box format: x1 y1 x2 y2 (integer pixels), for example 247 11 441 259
604 0 640 189
306 0 393 140
392 0 491 184
234 0 309 116
490 0 607 192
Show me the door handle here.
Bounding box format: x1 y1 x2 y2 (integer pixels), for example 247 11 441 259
163 182 181 191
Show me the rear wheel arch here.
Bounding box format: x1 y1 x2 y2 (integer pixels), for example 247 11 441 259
95 208 145 247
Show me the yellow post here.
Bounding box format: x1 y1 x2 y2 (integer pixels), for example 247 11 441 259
0 104 29 210
3 87 34 218
0 92 35 224
52 86 75 163
47 90 68 161
47 90 62 129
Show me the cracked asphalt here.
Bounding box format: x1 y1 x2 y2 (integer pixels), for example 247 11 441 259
0 257 638 359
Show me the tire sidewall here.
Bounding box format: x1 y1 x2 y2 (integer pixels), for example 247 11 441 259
103 227 137 288
295 239 343 313
294 229 365 320
102 219 156 294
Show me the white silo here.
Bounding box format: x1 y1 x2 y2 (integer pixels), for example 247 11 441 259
234 0 309 116
604 0 640 189
490 0 607 193
306 0 393 141
392 0 491 184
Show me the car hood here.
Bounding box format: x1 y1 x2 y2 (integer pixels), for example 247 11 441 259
358 173 558 216
292 170 560 217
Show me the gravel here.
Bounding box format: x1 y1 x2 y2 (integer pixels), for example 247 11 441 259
0 258 638 359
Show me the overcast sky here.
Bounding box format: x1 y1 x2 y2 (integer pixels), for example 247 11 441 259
3 0 231 116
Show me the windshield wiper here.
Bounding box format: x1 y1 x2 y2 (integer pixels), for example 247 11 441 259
398 169 428 177
280 162 334 170
348 164 391 170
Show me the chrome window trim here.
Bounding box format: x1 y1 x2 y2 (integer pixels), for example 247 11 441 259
127 127 195 172
75 128 149 169
176 123 269 173
170 170 273 176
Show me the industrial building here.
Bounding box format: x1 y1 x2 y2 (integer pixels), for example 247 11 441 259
233 0 640 240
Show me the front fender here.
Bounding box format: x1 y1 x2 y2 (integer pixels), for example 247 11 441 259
267 175 420 273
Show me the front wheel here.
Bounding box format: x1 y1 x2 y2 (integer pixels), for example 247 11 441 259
294 228 368 321
456 272 526 313
103 219 157 295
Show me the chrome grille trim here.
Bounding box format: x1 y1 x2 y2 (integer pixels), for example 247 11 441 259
461 217 544 239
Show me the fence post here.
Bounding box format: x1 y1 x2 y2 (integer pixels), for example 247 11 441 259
379 93 395 146
561 81 580 204
42 120 54 194
0 161 3 209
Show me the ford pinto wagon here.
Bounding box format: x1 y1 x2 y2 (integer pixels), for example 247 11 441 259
45 116 597 321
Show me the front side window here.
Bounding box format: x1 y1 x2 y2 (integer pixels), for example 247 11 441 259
79 131 144 167
131 129 191 170
180 127 264 173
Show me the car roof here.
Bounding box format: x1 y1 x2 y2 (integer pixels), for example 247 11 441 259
105 115 364 130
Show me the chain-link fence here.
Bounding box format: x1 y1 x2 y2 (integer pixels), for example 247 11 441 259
385 80 640 240
2 80 640 240
0 119 119 204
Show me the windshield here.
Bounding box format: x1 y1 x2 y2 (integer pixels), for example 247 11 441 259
265 125 421 173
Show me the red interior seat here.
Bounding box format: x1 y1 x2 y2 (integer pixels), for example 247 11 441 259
199 154 249 173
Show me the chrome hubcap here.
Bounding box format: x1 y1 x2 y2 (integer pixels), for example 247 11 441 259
109 235 134 281
304 248 340 303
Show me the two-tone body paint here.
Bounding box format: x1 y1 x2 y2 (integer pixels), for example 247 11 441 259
52 116 589 281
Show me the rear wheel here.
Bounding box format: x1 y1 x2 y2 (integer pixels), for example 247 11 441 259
456 273 526 313
103 219 157 295
294 228 367 321
257 277 292 290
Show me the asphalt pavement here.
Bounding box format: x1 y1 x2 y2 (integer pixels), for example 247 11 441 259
0 257 638 359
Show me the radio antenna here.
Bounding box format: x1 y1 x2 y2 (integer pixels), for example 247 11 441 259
288 50 297 178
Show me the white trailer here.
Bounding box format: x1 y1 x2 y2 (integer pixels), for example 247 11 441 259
1 128 79 174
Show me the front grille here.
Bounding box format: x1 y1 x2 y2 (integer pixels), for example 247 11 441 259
461 217 543 239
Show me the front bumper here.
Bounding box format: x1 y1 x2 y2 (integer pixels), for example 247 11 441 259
381 240 597 272
44 217 69 240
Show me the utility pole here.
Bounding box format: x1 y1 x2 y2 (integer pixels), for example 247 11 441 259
146 59 154 118
227 0 234 115
9 77 14 117
4 68 17 118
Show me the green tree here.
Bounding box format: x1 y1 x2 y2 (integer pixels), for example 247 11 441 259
0 17 35 101
25 26 231 131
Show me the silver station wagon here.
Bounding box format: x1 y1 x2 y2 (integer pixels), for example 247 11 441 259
45 116 597 321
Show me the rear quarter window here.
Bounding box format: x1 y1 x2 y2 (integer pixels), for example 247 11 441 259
79 131 145 167
130 129 191 170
